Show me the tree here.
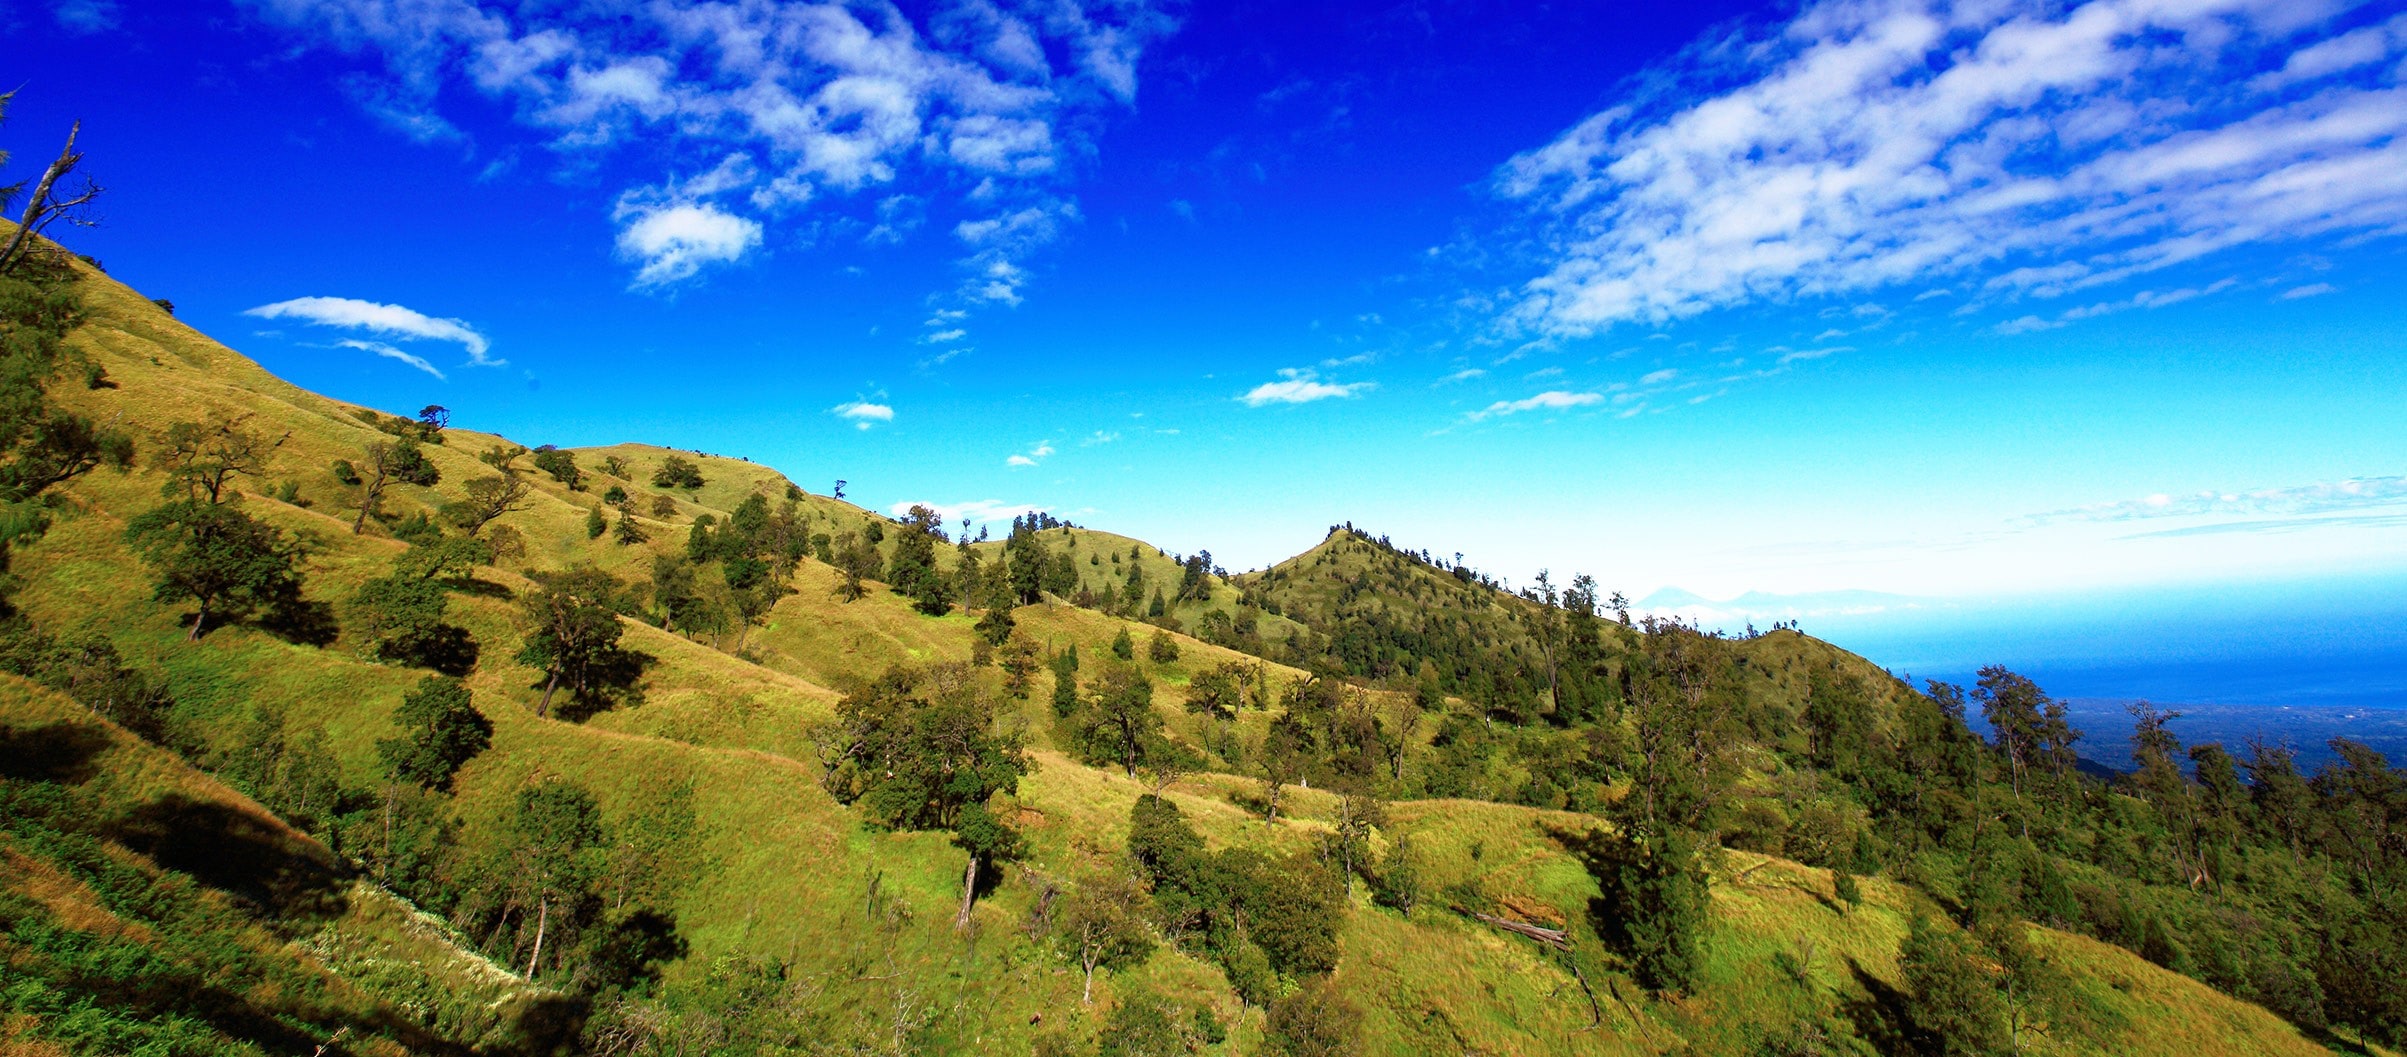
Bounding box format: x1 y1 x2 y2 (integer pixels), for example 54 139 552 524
151 414 282 505
0 102 103 277
612 511 648 546
124 498 307 641
1146 629 1179 663
415 404 449 440
346 568 478 674
1059 868 1154 1004
376 675 491 792
515 566 649 719
650 455 704 490
585 506 607 539
1257 716 1307 823
532 448 582 490
885 504 951 615
819 664 1028 925
1898 914 2011 1056
0 236 132 593
350 437 440 534
1264 976 1362 1057
442 473 532 537
512 781 604 981
1111 626 1135 660
1577 819 1709 994
1078 662 1165 777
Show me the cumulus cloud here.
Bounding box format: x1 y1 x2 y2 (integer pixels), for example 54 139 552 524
1493 0 2407 339
832 400 895 430
1240 368 1372 407
1006 439 1056 467
1467 390 1604 421
241 0 1176 293
246 296 500 367
613 198 765 287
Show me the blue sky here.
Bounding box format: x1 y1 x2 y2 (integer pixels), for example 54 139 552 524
9 0 2407 701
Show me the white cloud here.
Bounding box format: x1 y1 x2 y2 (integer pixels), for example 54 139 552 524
1638 368 1678 385
889 498 1044 527
1006 439 1056 467
243 0 1175 289
245 296 500 367
1493 0 2407 339
1994 315 2063 336
613 199 765 287
1240 368 1372 407
334 339 445 380
833 400 894 430
1468 390 1604 421
1082 430 1120 445
1437 367 1487 384
2281 282 2339 299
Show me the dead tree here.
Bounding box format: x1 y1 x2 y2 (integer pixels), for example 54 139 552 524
0 116 103 275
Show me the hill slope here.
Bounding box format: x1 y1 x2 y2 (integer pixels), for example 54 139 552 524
0 245 2379 1055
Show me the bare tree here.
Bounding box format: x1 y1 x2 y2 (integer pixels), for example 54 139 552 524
0 101 103 275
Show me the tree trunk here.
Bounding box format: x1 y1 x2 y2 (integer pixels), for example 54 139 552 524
353 468 386 535
538 670 560 718
525 896 549 979
954 852 980 931
0 123 80 273
187 607 207 642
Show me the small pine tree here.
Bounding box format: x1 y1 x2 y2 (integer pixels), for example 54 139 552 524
1111 626 1135 660
1147 629 1179 663
613 512 649 546
585 507 607 539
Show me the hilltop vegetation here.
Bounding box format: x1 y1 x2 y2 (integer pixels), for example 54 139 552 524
0 217 2398 1057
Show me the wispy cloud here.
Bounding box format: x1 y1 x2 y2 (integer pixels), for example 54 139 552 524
1436 367 1487 384
333 339 445 380
1006 439 1056 467
246 296 500 367
2280 282 2339 300
2030 475 2407 524
1468 390 1603 421
1241 368 1372 407
1493 0 2407 338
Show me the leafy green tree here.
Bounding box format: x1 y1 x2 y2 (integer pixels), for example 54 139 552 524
1110 626 1134 660
1371 832 1421 915
885 504 951 615
441 473 531 537
124 498 308 641
345 569 477 674
1264 976 1362 1057
1578 819 1709 993
584 506 607 539
1076 662 1166 777
1061 866 1154 1004
349 437 439 534
532 447 582 490
1146 629 1178 663
602 484 627 506
612 511 648 546
510 781 605 980
515 565 649 719
820 664 1029 924
1898 914 2010 1056
376 675 491 792
151 414 280 505
650 455 704 490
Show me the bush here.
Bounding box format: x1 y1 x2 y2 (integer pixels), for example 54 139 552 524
1265 976 1362 1057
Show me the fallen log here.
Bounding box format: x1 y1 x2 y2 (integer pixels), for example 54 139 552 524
1464 909 1572 950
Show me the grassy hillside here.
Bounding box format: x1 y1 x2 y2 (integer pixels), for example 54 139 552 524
0 245 2380 1056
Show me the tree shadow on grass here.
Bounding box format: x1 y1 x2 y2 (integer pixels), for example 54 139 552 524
1839 954 1913 1054
0 721 114 783
101 793 349 925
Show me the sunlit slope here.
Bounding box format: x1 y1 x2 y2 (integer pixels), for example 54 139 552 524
4 254 2350 1056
